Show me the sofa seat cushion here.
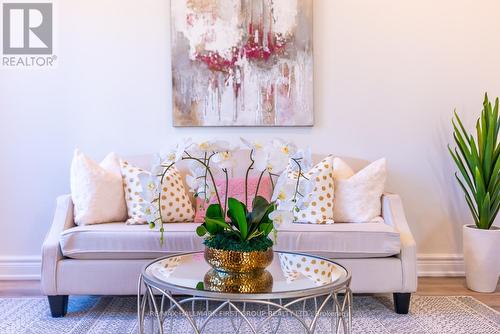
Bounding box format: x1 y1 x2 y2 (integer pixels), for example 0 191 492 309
60 221 401 260
60 223 205 260
275 221 400 258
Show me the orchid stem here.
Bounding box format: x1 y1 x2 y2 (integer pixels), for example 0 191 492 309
254 170 265 202
245 149 254 207
223 168 229 215
182 153 224 216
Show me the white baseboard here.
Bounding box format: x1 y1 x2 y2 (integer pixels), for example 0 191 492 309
417 254 464 277
0 254 465 280
0 256 41 280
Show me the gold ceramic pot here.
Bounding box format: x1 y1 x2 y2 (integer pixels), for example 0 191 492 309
203 269 273 293
204 246 274 273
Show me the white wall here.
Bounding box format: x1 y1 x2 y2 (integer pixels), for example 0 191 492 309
1 0 500 277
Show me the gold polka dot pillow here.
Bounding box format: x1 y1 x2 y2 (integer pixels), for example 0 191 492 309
291 156 335 224
278 253 334 286
159 168 194 222
120 161 194 224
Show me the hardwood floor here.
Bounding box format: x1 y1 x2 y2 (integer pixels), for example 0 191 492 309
417 277 500 312
0 277 498 311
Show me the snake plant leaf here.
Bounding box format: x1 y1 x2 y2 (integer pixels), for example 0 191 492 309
474 166 486 204
479 193 491 229
469 136 481 171
455 173 479 224
477 118 484 158
448 146 475 192
453 123 474 173
227 198 248 240
489 199 500 228
483 107 495 181
494 97 500 139
454 111 472 145
488 153 500 193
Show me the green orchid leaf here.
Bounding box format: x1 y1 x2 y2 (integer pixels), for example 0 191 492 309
205 217 231 230
204 219 218 235
196 225 208 237
251 196 270 224
227 198 248 240
205 204 223 219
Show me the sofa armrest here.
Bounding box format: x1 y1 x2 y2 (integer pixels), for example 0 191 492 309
41 194 74 295
382 193 417 292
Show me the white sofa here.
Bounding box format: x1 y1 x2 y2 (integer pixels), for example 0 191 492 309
41 154 417 317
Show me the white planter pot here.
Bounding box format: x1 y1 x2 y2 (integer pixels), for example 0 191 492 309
463 225 500 293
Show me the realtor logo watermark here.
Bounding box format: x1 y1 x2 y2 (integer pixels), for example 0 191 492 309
2 2 56 67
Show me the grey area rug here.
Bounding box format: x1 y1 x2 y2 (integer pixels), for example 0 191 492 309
0 295 498 334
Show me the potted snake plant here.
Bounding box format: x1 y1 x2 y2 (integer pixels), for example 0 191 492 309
449 93 500 292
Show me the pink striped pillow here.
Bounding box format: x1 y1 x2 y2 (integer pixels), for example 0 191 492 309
194 177 273 223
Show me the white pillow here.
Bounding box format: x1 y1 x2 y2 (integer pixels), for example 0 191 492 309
292 156 335 224
70 150 128 225
120 161 194 224
332 158 386 223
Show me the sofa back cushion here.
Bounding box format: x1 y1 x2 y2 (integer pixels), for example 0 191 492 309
70 150 128 225
332 158 386 222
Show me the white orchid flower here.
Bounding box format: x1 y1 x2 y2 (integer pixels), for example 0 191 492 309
197 140 213 152
240 137 265 152
241 137 269 171
269 210 294 228
266 151 290 174
272 173 296 202
138 172 160 202
253 151 269 172
210 139 234 152
140 201 160 222
272 138 297 157
161 138 191 165
212 150 237 169
297 176 315 198
162 148 178 165
186 174 203 194
151 154 166 177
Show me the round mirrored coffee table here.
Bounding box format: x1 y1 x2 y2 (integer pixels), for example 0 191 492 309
137 251 352 334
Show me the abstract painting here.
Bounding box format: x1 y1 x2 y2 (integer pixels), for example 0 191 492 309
171 0 313 126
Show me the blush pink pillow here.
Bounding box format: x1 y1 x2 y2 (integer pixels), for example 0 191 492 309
194 177 273 223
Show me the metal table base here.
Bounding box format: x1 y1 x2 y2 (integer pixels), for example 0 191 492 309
138 274 352 334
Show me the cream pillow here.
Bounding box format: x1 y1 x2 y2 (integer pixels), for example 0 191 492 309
70 150 127 226
332 158 386 222
120 161 194 224
292 156 335 224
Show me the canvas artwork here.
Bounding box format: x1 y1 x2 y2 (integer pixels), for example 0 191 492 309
171 0 313 127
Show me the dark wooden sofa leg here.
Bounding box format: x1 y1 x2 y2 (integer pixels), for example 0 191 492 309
48 295 68 317
393 293 411 314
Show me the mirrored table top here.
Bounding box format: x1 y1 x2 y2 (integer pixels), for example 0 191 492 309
143 251 350 300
